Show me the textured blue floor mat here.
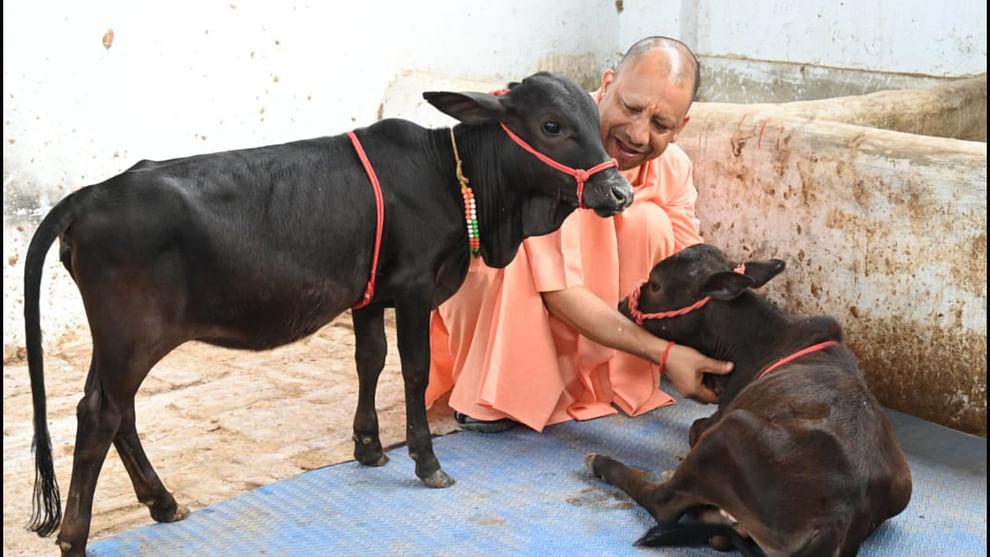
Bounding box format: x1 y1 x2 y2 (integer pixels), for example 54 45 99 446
88 397 986 557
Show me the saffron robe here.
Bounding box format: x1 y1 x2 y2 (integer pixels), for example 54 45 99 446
426 133 703 431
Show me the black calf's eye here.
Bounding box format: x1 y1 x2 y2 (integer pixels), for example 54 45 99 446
542 120 561 135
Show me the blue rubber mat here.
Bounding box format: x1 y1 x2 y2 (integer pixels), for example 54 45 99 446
88 397 986 557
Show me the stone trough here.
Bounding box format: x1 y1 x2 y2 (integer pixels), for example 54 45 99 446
679 75 986 435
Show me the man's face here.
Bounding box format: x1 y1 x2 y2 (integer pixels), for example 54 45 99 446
597 57 694 170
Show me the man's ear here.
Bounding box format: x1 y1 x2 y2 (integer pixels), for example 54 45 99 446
599 69 615 95
670 115 690 143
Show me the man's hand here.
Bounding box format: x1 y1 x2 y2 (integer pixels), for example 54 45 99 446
663 343 733 404
541 286 733 404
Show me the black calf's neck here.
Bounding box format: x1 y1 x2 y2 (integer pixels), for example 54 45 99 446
697 292 844 402
447 123 511 248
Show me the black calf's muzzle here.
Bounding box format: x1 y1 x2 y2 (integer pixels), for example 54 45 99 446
499 123 631 215
586 169 633 217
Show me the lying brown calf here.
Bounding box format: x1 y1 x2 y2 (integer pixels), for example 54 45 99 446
586 244 912 557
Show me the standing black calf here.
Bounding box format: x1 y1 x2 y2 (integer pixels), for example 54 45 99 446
588 243 912 557
23 71 633 557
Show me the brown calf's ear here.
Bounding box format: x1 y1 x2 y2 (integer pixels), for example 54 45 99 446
700 272 755 301
422 91 506 125
742 259 786 288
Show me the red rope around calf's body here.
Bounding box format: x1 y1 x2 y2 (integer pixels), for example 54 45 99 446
347 131 384 309
758 341 839 379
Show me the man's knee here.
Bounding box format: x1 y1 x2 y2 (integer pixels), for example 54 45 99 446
618 203 674 260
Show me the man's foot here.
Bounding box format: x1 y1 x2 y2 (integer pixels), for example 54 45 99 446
453 411 518 433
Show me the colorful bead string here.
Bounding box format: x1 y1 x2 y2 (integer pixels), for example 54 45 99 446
450 128 480 256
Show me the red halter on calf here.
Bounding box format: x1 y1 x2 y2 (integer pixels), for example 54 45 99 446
626 262 840 379
626 264 746 325
498 123 618 209
491 88 618 209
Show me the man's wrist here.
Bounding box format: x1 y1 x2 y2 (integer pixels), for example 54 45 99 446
659 341 677 373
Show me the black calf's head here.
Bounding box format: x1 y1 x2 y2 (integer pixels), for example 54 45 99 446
423 72 633 224
619 244 785 345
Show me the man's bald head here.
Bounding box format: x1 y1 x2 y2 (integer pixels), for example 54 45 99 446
615 36 700 103
595 36 699 169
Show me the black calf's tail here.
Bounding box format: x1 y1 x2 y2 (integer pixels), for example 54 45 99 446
22 190 84 537
636 523 765 557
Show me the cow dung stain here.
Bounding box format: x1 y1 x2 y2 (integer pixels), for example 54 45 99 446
102 28 114 50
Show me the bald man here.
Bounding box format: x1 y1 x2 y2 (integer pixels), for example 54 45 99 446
427 37 733 433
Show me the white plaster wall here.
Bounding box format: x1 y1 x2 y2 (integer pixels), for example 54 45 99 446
696 0 986 76
2 0 618 200
1 0 618 356
618 0 987 77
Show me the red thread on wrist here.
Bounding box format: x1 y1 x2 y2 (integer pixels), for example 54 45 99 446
659 341 676 374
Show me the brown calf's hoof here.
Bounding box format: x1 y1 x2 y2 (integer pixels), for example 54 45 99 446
585 453 607 478
585 453 599 472
422 468 456 488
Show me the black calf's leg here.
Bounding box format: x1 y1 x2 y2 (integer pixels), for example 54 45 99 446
56 365 121 557
114 401 188 523
394 296 454 488
351 306 389 466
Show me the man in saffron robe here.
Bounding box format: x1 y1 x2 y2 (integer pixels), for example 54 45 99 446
427 36 733 432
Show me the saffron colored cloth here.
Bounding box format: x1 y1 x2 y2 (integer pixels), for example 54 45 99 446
426 140 703 432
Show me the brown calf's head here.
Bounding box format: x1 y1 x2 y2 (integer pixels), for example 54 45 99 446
619 244 789 400
620 244 784 343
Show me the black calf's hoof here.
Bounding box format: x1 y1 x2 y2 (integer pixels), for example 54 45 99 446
356 451 389 467
58 539 86 557
353 434 388 466
147 499 190 523
422 468 455 488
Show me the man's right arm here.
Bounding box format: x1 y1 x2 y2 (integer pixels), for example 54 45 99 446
541 285 731 404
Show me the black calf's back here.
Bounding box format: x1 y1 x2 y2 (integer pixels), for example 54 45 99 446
24 72 632 556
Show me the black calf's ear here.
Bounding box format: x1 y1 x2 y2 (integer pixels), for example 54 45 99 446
422 91 506 125
742 259 786 288
701 272 755 301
